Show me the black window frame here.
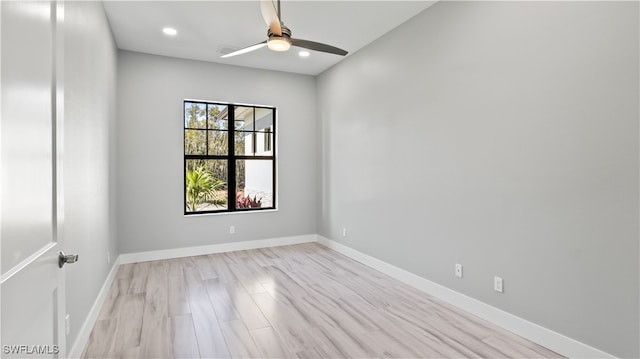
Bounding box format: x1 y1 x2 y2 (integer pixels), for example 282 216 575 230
183 100 276 215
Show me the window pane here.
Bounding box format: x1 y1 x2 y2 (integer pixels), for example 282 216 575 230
184 102 206 129
185 129 206 155
257 127 273 155
185 159 228 212
208 104 228 130
235 106 254 131
236 159 273 208
254 108 273 131
208 130 228 155
234 131 253 156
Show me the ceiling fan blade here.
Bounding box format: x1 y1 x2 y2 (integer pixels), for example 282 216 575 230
291 38 348 56
220 41 267 58
260 0 282 36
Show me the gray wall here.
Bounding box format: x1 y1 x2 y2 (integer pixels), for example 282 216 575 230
316 2 639 357
116 51 317 254
64 0 118 351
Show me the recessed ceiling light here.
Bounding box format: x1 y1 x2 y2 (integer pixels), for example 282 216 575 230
162 27 177 36
298 50 310 58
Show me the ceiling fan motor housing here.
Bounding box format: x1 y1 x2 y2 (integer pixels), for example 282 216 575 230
267 24 292 39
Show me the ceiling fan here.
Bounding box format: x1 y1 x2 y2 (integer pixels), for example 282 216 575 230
221 0 348 58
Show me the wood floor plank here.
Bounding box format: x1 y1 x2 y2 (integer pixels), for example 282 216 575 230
97 278 130 320
118 293 145 321
208 253 239 284
127 261 150 294
262 265 311 299
203 279 241 322
139 261 172 358
139 315 172 358
112 317 143 352
251 291 313 353
335 296 382 332
295 294 371 337
81 318 117 358
183 266 232 359
358 329 421 358
483 333 565 358
115 263 135 279
191 255 218 281
171 314 200 358
296 347 323 359
243 253 274 285
219 319 262 358
110 293 145 351
304 326 373 359
167 259 191 317
82 243 564 359
105 346 141 359
225 284 270 330
250 326 292 358
243 248 273 268
113 346 140 359
268 246 307 273
367 308 454 358
227 261 268 294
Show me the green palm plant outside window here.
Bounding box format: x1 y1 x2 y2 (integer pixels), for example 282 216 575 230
185 166 225 212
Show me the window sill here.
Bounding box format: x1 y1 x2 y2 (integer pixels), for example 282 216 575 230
184 208 278 217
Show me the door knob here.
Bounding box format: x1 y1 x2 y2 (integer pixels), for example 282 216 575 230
58 251 79 268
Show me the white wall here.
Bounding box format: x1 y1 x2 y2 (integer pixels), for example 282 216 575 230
317 2 639 357
63 0 118 351
116 51 317 253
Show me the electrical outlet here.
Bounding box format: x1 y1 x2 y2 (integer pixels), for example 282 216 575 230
455 264 463 278
65 314 70 336
494 276 504 293
229 225 235 234
342 228 347 237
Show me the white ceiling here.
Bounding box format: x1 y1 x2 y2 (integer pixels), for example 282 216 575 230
102 1 436 76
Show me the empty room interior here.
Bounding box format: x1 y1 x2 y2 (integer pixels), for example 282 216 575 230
1 0 639 358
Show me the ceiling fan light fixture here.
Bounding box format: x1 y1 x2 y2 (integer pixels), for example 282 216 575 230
267 37 291 52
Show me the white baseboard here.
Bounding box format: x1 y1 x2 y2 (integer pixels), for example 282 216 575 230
316 235 616 359
67 256 121 358
119 234 317 264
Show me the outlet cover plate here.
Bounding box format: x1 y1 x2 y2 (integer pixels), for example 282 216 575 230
494 276 504 293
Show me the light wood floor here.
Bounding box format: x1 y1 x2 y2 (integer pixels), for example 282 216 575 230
81 243 563 358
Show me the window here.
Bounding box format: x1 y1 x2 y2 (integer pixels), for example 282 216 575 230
184 100 276 214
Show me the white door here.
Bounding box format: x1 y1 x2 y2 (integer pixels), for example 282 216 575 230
0 1 67 358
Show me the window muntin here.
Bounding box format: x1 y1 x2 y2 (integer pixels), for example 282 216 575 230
184 101 276 214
